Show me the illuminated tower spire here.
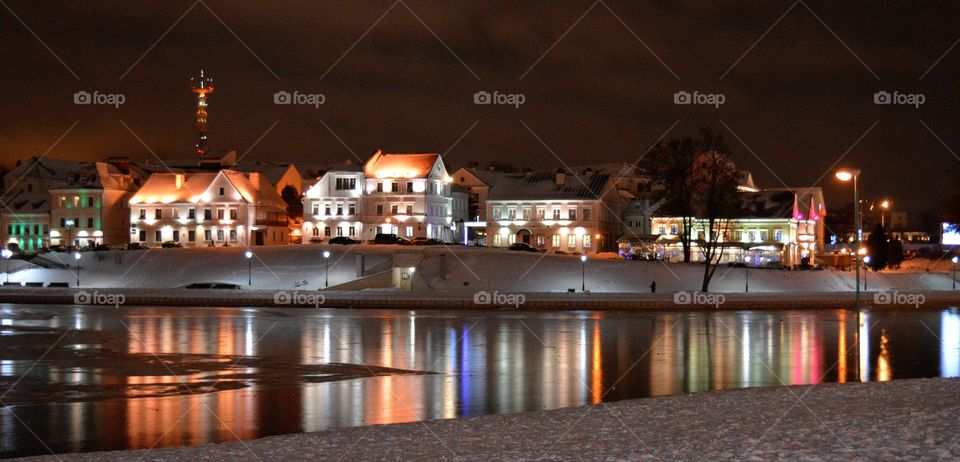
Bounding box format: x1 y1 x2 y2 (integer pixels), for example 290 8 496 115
190 69 215 156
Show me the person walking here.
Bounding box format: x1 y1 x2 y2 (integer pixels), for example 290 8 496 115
650 280 656 293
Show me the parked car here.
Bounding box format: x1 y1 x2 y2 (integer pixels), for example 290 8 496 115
411 237 444 246
161 241 183 248
374 233 411 245
126 242 149 250
509 243 539 253
93 244 111 251
328 236 360 245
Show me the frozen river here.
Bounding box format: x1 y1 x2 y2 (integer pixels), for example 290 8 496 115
1 304 958 457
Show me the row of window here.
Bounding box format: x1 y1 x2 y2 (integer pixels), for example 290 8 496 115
137 208 238 221
657 224 784 242
140 228 237 243
59 217 94 228
373 181 448 195
311 225 358 237
492 206 592 222
311 202 357 216
57 196 97 208
6 224 48 236
493 233 593 248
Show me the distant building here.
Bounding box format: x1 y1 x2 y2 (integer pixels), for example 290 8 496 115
49 162 146 247
0 157 88 251
301 150 455 242
128 170 288 247
485 168 626 253
650 188 826 267
1 192 50 252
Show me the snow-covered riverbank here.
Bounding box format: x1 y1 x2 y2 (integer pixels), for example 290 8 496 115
2 245 956 295
17 378 960 461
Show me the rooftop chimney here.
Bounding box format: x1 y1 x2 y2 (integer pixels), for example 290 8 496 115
175 173 185 190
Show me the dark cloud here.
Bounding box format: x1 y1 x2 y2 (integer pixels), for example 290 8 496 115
1 0 959 221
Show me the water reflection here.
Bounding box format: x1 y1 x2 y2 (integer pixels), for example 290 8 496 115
0 305 958 457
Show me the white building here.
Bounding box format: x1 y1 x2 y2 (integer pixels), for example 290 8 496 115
301 150 455 242
486 169 627 253
128 170 289 247
301 167 365 243
49 162 147 248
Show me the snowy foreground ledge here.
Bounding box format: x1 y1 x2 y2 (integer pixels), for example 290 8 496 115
18 378 960 461
2 287 960 309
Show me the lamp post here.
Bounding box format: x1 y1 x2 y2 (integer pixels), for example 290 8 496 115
244 250 253 286
880 200 890 230
952 256 958 290
836 168 862 383
745 262 749 293
65 219 75 249
863 255 871 290
2 249 12 283
580 255 587 292
73 251 82 287
323 250 331 288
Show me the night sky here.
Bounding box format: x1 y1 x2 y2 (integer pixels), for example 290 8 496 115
1 1 959 221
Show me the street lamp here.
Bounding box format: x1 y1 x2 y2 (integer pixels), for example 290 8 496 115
2 249 12 284
65 219 75 249
244 250 253 286
952 256 958 290
323 250 331 288
863 255 871 290
836 168 862 383
880 200 890 230
580 255 587 292
73 251 82 287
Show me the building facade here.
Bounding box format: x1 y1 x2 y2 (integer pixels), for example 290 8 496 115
48 162 144 248
128 170 289 247
486 170 625 253
301 151 455 242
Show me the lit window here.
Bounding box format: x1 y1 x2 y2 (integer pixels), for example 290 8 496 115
583 235 592 248
567 234 576 248
552 234 560 247
774 229 783 242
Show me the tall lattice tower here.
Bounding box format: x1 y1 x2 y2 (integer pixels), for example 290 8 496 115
190 69 215 156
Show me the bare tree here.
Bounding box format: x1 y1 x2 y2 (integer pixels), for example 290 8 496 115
646 137 698 262
692 149 741 292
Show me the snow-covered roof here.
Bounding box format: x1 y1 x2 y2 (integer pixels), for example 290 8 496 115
130 169 285 208
0 191 50 214
487 172 612 201
364 150 441 179
2 157 87 189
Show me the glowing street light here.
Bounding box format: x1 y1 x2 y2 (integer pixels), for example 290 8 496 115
73 251 82 287
880 200 891 229
863 255 871 290
244 250 253 286
580 255 587 292
323 250 331 288
836 168 862 383
2 249 13 284
65 219 75 249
